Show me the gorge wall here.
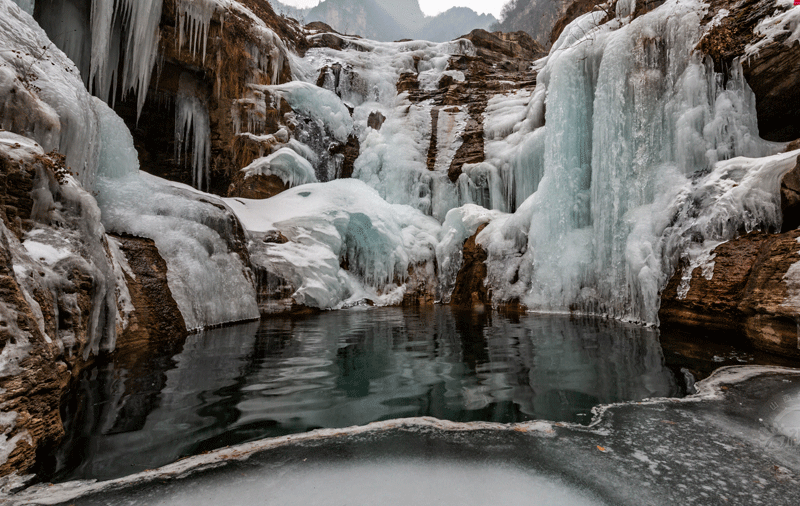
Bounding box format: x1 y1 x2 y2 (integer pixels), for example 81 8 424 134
1 0 800 482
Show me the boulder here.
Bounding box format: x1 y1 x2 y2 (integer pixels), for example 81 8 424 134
660 230 800 358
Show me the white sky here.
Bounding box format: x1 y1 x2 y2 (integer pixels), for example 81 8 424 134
277 1 508 19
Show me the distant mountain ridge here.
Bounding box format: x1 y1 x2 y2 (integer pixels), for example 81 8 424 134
270 0 496 42
491 0 605 48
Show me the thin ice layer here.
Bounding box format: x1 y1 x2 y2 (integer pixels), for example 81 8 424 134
224 179 440 308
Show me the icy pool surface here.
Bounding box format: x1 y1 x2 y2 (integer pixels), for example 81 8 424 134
110 459 607 506
48 307 682 481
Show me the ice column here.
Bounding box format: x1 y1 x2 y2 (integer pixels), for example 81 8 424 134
176 73 211 191
177 0 215 63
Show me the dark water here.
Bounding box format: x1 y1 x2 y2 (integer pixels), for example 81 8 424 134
47 307 688 482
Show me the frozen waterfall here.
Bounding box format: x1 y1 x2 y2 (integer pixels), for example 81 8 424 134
94 98 259 330
475 0 787 323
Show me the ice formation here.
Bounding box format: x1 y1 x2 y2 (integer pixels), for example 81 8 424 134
177 0 215 63
292 37 476 217
93 98 259 330
224 180 440 309
469 0 789 323
9 0 32 14
35 0 163 115
175 73 212 191
241 148 318 188
0 131 126 359
0 0 100 187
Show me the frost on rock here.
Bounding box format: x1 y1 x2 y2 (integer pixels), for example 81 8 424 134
0 0 100 188
262 82 354 143
477 0 788 323
241 148 317 188
93 99 259 331
175 73 211 191
436 204 504 303
224 179 440 309
0 131 127 358
746 0 800 58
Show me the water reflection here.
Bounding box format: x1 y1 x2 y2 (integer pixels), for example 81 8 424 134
50 308 680 482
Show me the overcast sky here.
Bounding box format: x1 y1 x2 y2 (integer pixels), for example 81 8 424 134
277 0 509 19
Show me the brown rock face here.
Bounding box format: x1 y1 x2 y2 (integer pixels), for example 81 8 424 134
227 172 289 199
781 155 800 232
550 0 610 45
63 0 307 197
660 230 800 358
450 225 491 307
112 235 187 358
395 29 540 186
0 230 70 479
697 0 800 141
0 148 110 478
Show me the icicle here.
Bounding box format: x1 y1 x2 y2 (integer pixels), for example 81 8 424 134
115 0 163 118
176 73 211 191
177 0 215 63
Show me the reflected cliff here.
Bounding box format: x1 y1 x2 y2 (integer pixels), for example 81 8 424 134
47 307 682 482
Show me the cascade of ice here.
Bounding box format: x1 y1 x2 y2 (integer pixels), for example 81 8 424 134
292 38 476 220
1 0 101 188
36 0 162 116
176 72 212 191
93 98 259 330
177 0 215 63
480 0 785 324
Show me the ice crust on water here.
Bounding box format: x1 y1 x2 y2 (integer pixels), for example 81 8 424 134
241 147 317 188
474 0 787 323
224 180 440 309
93 98 259 330
114 460 608 506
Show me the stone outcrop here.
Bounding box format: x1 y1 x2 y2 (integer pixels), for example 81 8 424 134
660 229 800 358
450 224 491 307
227 172 290 200
111 235 187 358
697 0 800 141
0 138 191 479
396 29 542 183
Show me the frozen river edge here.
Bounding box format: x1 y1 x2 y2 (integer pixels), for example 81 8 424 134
7 365 800 505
